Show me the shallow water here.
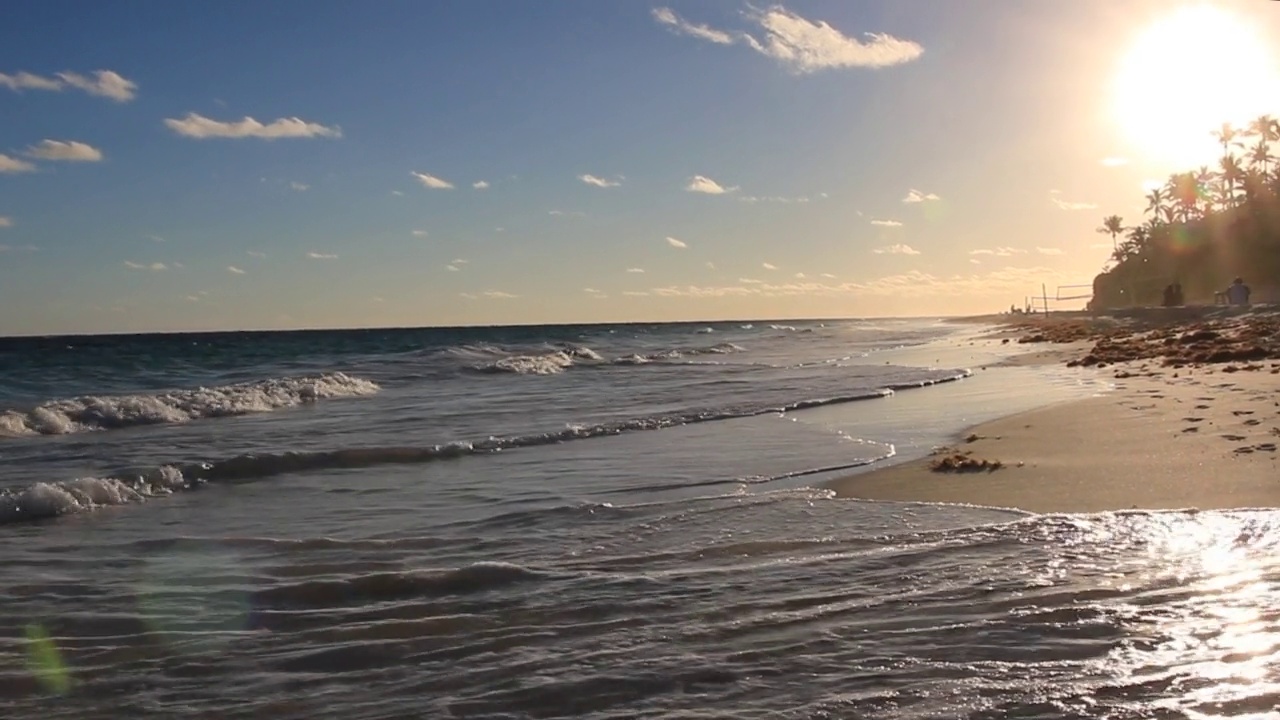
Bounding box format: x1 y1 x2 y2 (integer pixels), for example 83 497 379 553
5 319 1275 719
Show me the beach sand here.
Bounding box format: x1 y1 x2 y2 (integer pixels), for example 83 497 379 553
831 312 1280 513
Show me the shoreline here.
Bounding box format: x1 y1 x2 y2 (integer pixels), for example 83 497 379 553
828 311 1280 513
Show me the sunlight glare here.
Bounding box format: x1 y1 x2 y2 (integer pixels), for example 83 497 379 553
1112 4 1280 167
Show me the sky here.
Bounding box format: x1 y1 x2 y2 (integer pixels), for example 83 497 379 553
3 0 1279 335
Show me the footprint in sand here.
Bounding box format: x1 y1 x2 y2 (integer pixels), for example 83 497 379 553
1258 443 1278 452
1195 404 1211 410
1233 410 1255 416
1183 426 1200 433
1223 434 1247 441
1182 417 1204 422
1244 419 1262 426
1235 446 1255 454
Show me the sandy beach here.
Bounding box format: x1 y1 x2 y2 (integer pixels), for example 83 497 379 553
830 308 1280 513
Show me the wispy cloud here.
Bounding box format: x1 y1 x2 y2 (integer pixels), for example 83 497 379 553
548 210 586 217
289 181 309 191
0 70 137 101
412 230 429 237
642 266 1062 301
870 219 903 227
24 139 103 162
227 265 246 274
652 6 923 73
391 190 404 196
165 113 341 140
579 173 622 188
820 273 836 279
739 195 813 203
685 175 737 194
794 272 806 279
872 243 921 255
247 250 267 258
705 261 716 270
473 180 490 189
652 7 735 44
0 216 10 227
0 153 37 173
411 171 454 189
665 236 688 249
483 290 518 299
762 262 778 270
1035 247 1064 255
1048 190 1097 211
1101 157 1129 167
446 264 461 272
969 247 1027 257
622 291 650 297
584 287 607 298
739 277 764 284
124 261 167 271
626 267 645 273
452 258 468 265
306 252 338 260
901 189 940 203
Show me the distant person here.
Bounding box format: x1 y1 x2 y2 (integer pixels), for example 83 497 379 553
1161 284 1175 307
1225 277 1251 305
1171 282 1184 306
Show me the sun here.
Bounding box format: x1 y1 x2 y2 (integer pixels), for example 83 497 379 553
1112 4 1280 167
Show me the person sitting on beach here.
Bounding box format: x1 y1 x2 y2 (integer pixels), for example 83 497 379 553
1225 277 1251 306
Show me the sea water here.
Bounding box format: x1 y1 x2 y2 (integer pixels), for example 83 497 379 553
2 319 1278 719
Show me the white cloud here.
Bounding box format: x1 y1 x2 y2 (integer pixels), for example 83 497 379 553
705 261 716 270
0 71 63 92
642 266 1062 301
970 258 982 265
56 71 137 102
227 265 246 274
411 171 454 189
1101 157 1129 167
666 236 688 249
579 173 622 188
446 264 461 272
1035 247 1064 255
870 219 903 227
452 258 468 264
24 139 103 162
685 175 737 194
0 153 37 173
622 291 650 297
549 210 586 217
652 7 735 44
459 292 478 300
1048 190 1097 211
289 181 309 191
412 230 429 237
795 272 806 278
653 6 922 73
247 250 267 258
739 277 764 284
165 113 341 140
124 261 167 271
483 290 518 299
0 70 137 101
626 267 645 273
902 189 940 203
969 247 1026 257
739 195 813 203
473 180 490 189
306 252 338 260
185 295 200 302
872 243 921 255
762 262 778 270
820 273 836 279
0 216 10 227
391 190 405 196
583 287 603 293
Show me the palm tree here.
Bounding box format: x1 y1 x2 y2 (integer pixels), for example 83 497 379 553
1218 153 1246 206
1248 114 1279 145
1212 122 1241 155
1144 187 1167 219
1097 214 1125 252
1166 172 1202 221
1247 138 1274 176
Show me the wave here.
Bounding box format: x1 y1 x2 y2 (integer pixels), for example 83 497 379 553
0 372 967 525
0 372 379 437
471 342 744 375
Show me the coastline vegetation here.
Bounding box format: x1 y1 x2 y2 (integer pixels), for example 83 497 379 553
1089 115 1280 309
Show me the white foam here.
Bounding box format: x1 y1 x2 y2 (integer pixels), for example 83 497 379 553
0 466 188 523
0 372 379 436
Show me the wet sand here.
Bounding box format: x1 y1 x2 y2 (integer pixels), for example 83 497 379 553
831 308 1280 513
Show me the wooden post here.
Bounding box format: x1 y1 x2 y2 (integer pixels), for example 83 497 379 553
1042 283 1049 316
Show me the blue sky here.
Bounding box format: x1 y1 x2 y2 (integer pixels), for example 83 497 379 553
2 0 1278 334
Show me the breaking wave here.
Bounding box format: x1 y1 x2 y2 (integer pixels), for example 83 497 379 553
471 342 745 375
0 371 967 525
0 372 380 437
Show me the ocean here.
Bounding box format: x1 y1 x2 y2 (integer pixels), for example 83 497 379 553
2 318 1278 719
